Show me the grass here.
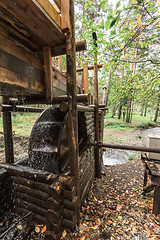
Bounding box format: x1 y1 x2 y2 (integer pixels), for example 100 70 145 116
0 112 39 136
104 112 158 131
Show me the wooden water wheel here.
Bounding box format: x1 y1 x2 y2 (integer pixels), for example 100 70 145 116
28 107 69 174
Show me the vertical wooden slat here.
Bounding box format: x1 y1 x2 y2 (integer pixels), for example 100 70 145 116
102 86 107 105
101 86 107 141
94 52 101 178
153 186 160 215
43 46 53 103
61 0 70 31
83 63 88 94
58 56 62 72
66 0 80 223
3 97 14 163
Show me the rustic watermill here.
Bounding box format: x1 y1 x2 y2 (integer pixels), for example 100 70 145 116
28 107 69 174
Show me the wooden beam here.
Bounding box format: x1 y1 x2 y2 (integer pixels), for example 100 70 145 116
43 46 53 103
94 52 101 178
58 56 62 72
76 64 102 73
54 0 61 11
66 0 80 224
0 48 45 97
35 0 61 27
50 40 87 57
83 63 88 94
61 0 70 31
62 63 102 74
2 97 14 163
0 0 65 49
0 33 44 71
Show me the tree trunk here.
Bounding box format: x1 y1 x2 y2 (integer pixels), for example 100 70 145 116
144 103 147 117
118 101 122 119
112 105 118 118
154 105 159 123
105 70 111 107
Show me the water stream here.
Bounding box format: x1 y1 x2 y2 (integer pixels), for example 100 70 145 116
103 127 160 166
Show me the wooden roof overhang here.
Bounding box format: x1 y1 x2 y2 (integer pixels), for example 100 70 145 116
0 0 66 51
0 0 87 102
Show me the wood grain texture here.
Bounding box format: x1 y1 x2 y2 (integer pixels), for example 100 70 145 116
0 0 65 50
43 46 53 103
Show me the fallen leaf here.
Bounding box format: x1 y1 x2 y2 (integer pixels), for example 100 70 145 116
108 220 112 224
41 225 47 233
116 204 122 211
35 226 40 233
17 224 23 230
46 174 52 180
80 237 86 240
62 230 67 237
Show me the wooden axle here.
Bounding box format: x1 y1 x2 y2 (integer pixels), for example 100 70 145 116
88 142 160 154
51 40 87 57
0 104 45 113
76 63 102 72
62 63 102 74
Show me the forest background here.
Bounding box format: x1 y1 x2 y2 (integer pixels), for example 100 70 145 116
69 0 160 123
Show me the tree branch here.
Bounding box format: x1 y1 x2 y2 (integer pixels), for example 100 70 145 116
119 59 160 65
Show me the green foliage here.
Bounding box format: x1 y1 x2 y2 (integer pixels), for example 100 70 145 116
76 0 160 123
128 153 137 161
0 113 39 136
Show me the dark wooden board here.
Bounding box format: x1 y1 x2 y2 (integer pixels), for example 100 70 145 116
0 0 66 51
0 49 45 97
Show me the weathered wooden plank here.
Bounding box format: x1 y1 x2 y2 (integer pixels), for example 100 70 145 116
14 197 46 217
54 0 61 11
2 97 14 163
13 182 49 201
61 0 70 31
0 33 44 71
0 0 65 49
0 163 58 184
0 67 45 97
50 40 87 57
66 0 80 222
11 176 50 193
35 0 61 27
0 17 39 52
43 46 53 103
83 63 88 94
76 64 102 73
94 52 101 178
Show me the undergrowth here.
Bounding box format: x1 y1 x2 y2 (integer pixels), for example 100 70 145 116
104 113 158 130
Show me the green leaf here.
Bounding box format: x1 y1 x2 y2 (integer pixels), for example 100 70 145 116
116 1 121 8
105 20 110 30
129 0 133 5
136 0 143 4
99 33 106 38
110 19 117 29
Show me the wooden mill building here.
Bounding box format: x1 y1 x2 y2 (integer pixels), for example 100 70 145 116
0 0 104 239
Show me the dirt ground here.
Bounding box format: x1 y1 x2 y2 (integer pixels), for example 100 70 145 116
0 129 160 239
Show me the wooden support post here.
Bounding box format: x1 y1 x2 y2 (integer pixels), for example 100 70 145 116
2 97 14 163
153 186 160 215
66 0 80 224
83 63 88 94
94 52 101 178
102 86 107 105
58 56 62 72
43 46 53 103
101 86 107 142
61 0 70 31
